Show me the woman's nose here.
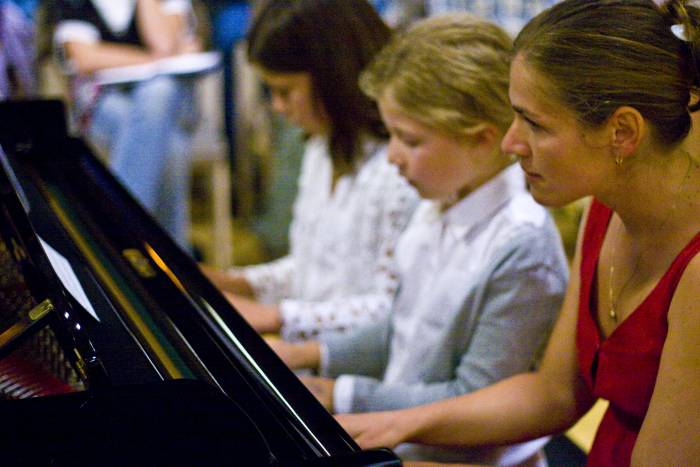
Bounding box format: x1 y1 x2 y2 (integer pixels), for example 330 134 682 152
501 119 530 158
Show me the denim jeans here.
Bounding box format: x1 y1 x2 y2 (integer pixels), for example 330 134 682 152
87 75 195 251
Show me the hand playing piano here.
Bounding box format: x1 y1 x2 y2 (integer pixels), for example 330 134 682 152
224 292 282 334
299 375 335 412
199 263 255 297
336 410 407 451
263 336 321 370
337 410 483 467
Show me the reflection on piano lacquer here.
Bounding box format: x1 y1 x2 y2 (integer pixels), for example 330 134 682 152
0 99 402 466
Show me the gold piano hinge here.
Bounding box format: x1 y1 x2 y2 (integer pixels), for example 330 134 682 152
122 248 157 278
72 348 88 381
28 298 53 321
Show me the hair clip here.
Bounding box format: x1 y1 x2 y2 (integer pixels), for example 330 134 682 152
672 23 689 41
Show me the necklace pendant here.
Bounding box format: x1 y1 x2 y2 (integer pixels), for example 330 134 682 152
609 307 618 321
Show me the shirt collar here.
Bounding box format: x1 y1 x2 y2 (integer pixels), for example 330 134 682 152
428 163 527 238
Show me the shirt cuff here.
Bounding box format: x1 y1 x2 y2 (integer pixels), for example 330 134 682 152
54 21 100 45
278 300 305 341
239 266 277 305
318 342 330 375
333 375 356 414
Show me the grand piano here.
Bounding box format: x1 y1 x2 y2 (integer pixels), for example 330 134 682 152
0 99 401 466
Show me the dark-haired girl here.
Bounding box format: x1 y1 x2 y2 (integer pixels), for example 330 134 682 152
204 0 418 342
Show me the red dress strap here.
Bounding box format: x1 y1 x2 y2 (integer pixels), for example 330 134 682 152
576 198 700 466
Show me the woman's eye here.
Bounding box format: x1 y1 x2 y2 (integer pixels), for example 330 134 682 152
515 112 543 132
524 117 542 130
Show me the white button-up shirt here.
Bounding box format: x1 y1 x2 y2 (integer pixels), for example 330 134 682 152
241 136 418 341
323 164 568 464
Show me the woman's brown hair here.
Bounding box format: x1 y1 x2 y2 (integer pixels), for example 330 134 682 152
514 0 700 147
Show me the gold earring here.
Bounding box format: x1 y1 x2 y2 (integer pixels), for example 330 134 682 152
615 153 623 166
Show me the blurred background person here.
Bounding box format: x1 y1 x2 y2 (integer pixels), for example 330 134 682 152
0 0 37 99
51 0 202 251
377 0 558 35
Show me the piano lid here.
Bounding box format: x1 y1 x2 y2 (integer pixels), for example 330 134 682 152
0 99 401 467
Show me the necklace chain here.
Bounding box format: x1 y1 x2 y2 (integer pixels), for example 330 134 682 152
607 153 694 322
607 229 641 322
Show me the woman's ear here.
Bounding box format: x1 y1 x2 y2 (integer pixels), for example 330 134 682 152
608 106 646 162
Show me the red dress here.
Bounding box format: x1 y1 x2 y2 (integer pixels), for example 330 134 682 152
576 199 700 466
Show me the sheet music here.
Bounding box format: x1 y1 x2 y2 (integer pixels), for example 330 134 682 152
38 237 99 322
94 51 222 86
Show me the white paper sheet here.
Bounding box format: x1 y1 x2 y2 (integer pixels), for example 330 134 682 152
94 51 222 86
38 236 100 322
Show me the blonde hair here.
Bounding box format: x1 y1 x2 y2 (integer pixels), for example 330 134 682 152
359 13 513 138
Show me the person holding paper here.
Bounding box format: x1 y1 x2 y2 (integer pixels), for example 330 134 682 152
51 0 201 251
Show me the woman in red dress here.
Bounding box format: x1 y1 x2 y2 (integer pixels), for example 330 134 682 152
337 1 700 465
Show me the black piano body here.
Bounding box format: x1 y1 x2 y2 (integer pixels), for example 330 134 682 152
0 99 401 466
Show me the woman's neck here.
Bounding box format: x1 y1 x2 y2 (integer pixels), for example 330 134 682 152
604 147 700 240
